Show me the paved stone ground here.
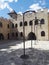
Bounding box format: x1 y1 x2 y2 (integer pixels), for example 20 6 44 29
0 40 49 65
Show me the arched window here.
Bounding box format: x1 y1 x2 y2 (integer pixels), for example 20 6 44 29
0 22 2 27
35 19 38 25
41 31 45 36
7 24 9 28
20 22 22 26
7 33 10 39
40 19 45 24
15 24 18 28
29 20 32 25
24 21 27 26
12 23 14 28
16 32 18 37
20 32 23 37
0 33 4 40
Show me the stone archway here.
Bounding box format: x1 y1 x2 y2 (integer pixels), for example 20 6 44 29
0 33 4 40
28 32 36 40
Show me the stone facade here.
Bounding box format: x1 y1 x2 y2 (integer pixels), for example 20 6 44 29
0 8 49 41
0 17 18 40
10 8 49 41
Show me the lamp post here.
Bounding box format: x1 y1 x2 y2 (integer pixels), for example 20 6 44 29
20 12 29 59
20 10 36 59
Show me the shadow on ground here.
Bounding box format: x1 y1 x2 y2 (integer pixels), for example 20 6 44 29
0 40 23 49
0 48 49 65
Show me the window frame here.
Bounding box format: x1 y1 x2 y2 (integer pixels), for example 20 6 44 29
12 23 14 28
20 32 23 37
41 31 45 36
24 21 27 26
0 22 2 27
40 19 45 24
15 23 18 28
20 22 22 27
29 20 33 25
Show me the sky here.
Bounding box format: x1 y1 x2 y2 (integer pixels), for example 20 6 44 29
0 0 49 18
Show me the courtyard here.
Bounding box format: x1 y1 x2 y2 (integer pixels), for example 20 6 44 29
0 40 49 65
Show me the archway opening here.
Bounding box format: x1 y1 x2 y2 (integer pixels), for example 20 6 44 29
0 33 4 40
28 32 36 40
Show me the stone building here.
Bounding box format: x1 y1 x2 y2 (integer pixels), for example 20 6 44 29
8 8 49 41
0 8 49 41
0 17 18 40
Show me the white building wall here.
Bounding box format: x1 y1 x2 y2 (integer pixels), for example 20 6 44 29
11 8 49 41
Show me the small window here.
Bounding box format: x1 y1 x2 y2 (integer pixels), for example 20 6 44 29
7 33 10 39
12 23 14 28
0 22 2 27
7 24 9 28
41 31 45 36
15 24 18 28
24 21 27 26
16 32 18 37
29 20 32 25
20 32 23 37
20 22 22 26
40 19 45 24
35 19 38 25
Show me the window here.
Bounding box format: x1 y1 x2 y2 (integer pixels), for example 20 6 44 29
16 32 18 37
12 33 14 37
12 23 14 28
20 22 22 26
7 33 10 39
20 32 23 37
7 24 9 28
24 21 27 26
0 22 2 27
35 19 38 25
15 24 18 28
29 20 32 25
40 19 45 24
41 31 45 36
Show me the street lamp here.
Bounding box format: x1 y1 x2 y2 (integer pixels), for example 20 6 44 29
20 10 36 59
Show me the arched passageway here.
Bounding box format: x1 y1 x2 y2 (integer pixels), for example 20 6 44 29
28 32 36 40
0 33 4 40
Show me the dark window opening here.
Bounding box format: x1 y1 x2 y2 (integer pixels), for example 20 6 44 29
0 22 2 27
41 31 45 36
7 24 9 28
29 20 32 25
20 22 22 26
16 32 18 37
7 33 10 39
12 23 14 28
15 24 18 28
40 19 45 24
20 32 23 37
28 32 36 40
35 19 38 25
24 21 27 26
0 33 4 40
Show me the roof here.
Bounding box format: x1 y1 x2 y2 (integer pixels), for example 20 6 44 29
8 10 17 20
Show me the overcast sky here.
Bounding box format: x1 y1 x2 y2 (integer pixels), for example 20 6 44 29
0 0 49 18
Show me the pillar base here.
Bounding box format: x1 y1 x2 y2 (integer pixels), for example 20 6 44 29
20 54 29 59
